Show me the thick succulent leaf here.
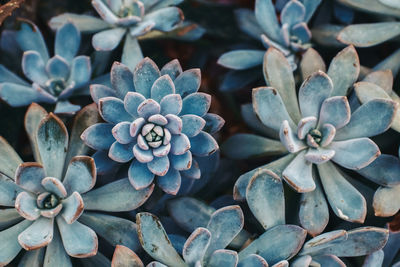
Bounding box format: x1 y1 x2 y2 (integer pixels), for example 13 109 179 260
174 69 201 97
233 153 295 200
111 62 135 99
37 113 68 179
18 217 53 250
181 115 205 138
303 0 322 22
80 212 140 251
144 7 183 32
49 13 110 33
281 0 305 27
311 255 345 267
19 248 45 267
327 46 360 97
234 8 264 39
263 49 301 122
0 209 23 229
147 155 170 176
129 160 155 190
291 255 312 267
0 137 23 179
373 184 400 217
99 97 133 124
329 138 380 170
208 249 238 267
374 48 400 77
203 113 224 135
63 156 96 194
112 245 144 267
92 27 126 51
335 99 397 140
246 169 285 230
182 227 211 265
43 226 72 267
181 93 211 117
299 71 333 118
22 51 48 86
46 56 70 80
300 48 326 80
57 217 98 258
16 21 49 61
15 191 41 220
167 197 215 233
81 123 114 151
282 151 315 193
337 0 400 17
68 55 92 88
151 75 175 103
299 177 329 236
300 230 348 255
161 59 182 80
0 173 25 206
357 154 400 186
254 0 282 42
109 142 134 163
238 254 268 267
136 213 186 267
307 227 388 257
83 178 154 212
122 34 143 71
0 83 56 107
338 22 400 48
24 103 48 163
318 96 350 130
280 120 307 153
133 57 161 98
15 162 46 194
222 134 286 160
218 50 264 70
80 252 111 267
0 220 31 266
317 161 366 222
239 225 307 265
253 87 296 133
125 93 146 119
157 168 181 195
55 22 80 62
362 70 393 94
61 192 84 224
204 206 244 259
0 65 28 85
363 249 384 267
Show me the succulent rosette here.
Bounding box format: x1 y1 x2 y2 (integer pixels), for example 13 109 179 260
0 21 91 114
82 57 224 195
217 0 321 91
222 46 398 235
49 0 204 70
0 104 152 265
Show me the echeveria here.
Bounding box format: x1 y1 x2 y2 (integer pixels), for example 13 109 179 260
217 0 321 91
49 0 202 70
135 205 244 267
0 104 151 265
81 57 224 195
222 46 398 235
0 21 91 114
239 169 389 266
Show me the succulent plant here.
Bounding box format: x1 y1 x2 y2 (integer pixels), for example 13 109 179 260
49 0 203 71
0 104 152 265
239 169 389 266
222 46 398 235
135 205 244 267
0 21 92 114
217 0 321 91
336 0 400 47
81 57 224 195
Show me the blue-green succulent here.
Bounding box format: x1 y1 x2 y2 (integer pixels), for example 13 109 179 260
217 0 321 91
0 104 151 265
222 46 398 235
49 0 204 70
81 57 224 195
0 21 92 114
